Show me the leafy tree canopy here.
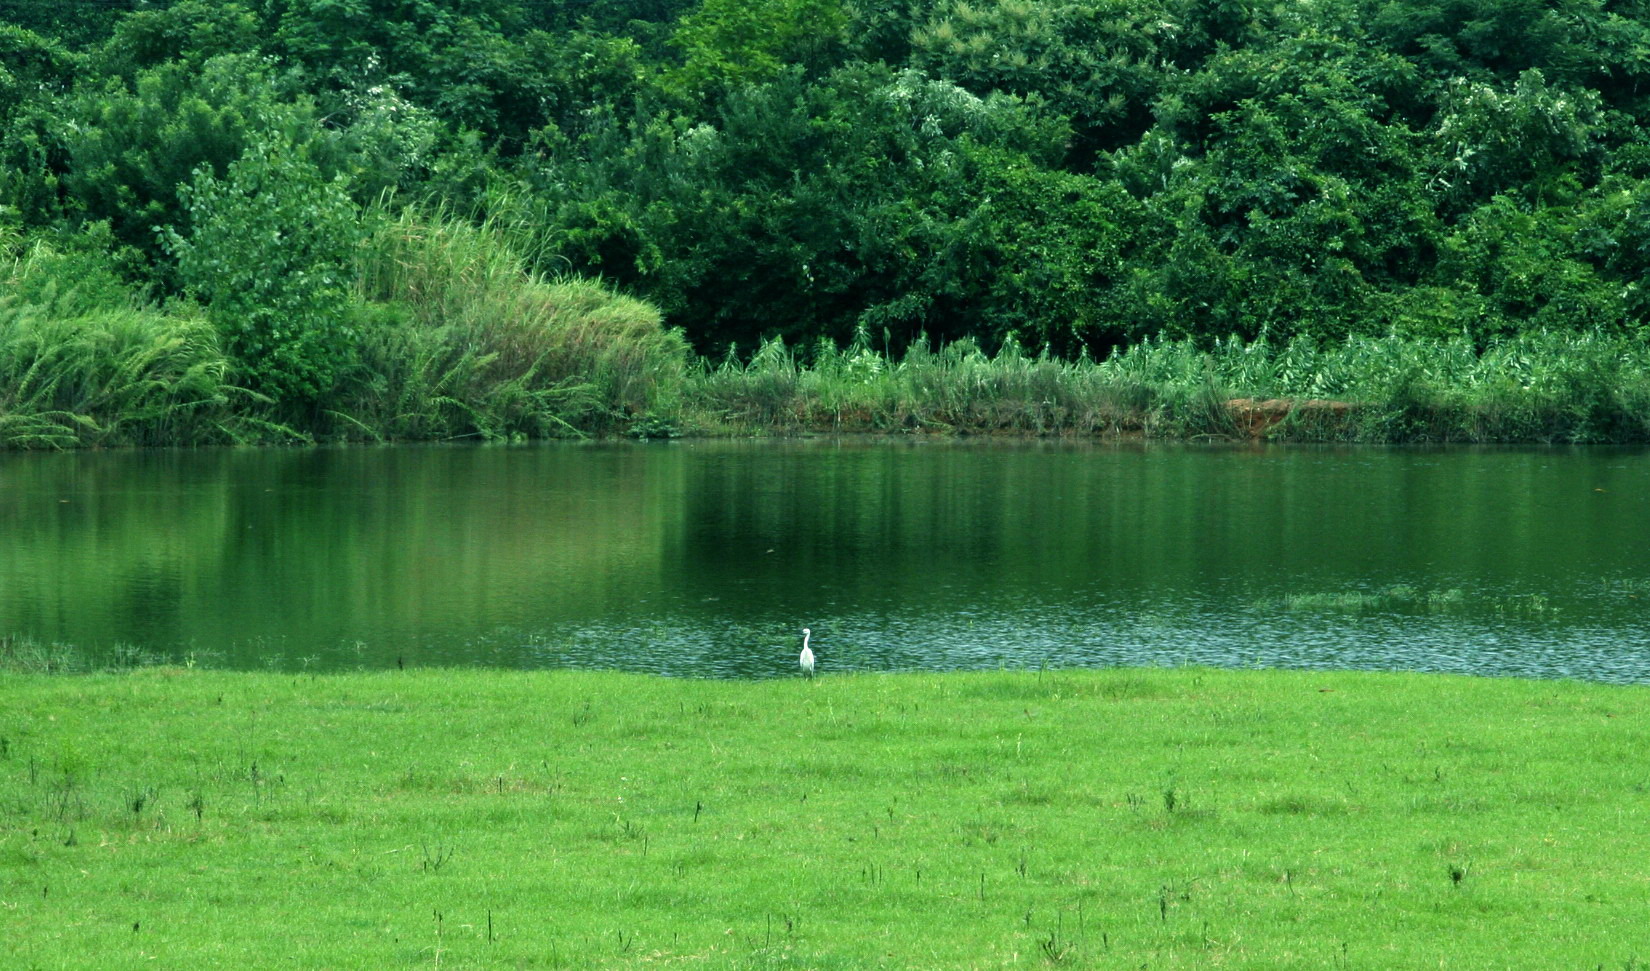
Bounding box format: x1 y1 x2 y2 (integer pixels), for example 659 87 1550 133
5 0 1650 356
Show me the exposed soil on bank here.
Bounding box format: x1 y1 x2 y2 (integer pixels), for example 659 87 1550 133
1225 398 1356 437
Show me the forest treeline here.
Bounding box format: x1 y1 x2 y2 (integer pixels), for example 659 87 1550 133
3 0 1650 444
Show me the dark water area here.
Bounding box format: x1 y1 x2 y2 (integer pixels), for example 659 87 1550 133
2 441 1648 681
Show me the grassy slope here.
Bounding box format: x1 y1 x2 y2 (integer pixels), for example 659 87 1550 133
2 667 1647 969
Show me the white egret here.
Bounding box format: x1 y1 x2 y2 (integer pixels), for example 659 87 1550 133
799 628 816 678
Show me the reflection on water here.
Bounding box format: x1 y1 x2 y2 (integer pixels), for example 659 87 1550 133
1 441 1647 681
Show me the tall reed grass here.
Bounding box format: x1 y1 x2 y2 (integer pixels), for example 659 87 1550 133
0 213 692 448
686 329 1650 443
344 207 689 440
0 242 243 448
688 332 1161 436
7 219 1648 447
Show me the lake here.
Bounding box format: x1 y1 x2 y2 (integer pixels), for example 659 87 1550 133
2 441 1647 681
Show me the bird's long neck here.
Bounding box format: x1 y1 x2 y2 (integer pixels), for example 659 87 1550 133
803 630 811 649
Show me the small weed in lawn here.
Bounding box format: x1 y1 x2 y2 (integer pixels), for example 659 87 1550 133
421 844 455 873
1039 912 1073 963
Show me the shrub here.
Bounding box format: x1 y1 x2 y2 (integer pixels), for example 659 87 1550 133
164 132 360 413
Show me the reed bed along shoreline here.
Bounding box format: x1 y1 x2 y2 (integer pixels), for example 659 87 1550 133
3 661 1647 968
681 329 1650 445
9 213 1650 448
7 302 1649 448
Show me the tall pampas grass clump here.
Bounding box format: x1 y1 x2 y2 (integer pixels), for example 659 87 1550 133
345 205 689 440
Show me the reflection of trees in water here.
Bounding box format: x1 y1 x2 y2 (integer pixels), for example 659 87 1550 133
1 444 1646 674
0 447 676 666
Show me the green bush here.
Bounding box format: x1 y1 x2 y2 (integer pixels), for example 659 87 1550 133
164 132 360 412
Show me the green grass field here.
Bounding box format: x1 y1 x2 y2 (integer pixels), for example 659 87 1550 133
3 666 1648 969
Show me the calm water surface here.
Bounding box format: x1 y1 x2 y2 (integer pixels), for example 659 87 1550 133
2 441 1648 681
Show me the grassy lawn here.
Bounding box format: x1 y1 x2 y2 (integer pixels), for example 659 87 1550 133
2 666 1647 969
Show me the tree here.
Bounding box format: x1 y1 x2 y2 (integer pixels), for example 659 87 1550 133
96 0 262 76
0 24 74 118
1430 69 1603 213
1434 192 1627 338
260 0 536 135
53 55 330 275
909 0 1170 161
0 0 128 47
663 0 849 102
517 63 1132 353
0 26 74 225
1114 34 1438 342
163 132 362 409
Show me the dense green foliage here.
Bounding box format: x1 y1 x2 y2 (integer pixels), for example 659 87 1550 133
4 0 1650 442
5 663 1650 966
164 132 360 409
0 207 686 446
0 236 235 447
689 329 1650 442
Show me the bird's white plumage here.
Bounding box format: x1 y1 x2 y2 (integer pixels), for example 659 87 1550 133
799 627 815 677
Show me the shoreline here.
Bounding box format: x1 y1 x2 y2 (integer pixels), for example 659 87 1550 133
14 339 1649 449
